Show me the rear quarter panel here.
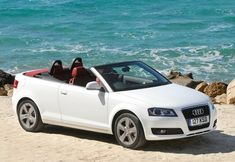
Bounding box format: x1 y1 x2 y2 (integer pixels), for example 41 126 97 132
13 74 62 123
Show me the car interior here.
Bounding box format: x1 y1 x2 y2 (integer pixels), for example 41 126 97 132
24 57 96 87
24 58 161 91
97 65 157 91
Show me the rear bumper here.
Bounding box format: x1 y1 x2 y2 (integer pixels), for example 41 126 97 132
12 93 18 114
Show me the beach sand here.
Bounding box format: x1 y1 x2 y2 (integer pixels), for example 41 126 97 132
0 96 235 162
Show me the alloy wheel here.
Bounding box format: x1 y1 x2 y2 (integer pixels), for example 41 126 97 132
116 117 137 146
19 103 37 129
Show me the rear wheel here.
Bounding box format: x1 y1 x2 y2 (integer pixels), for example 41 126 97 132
114 113 146 149
17 99 44 132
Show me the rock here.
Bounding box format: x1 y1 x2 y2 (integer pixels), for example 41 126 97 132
185 73 193 79
204 82 227 98
7 89 13 96
211 97 216 104
187 80 203 89
227 79 235 104
167 71 200 88
3 84 13 96
0 87 7 96
170 76 202 88
0 70 15 86
4 84 13 91
166 71 182 79
195 82 208 92
166 70 194 80
170 76 191 85
215 93 227 104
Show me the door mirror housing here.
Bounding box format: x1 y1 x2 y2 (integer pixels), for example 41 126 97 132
86 81 102 90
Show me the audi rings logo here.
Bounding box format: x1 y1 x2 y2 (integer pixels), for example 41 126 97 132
192 108 204 116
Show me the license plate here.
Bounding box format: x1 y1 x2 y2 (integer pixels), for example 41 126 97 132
189 116 209 126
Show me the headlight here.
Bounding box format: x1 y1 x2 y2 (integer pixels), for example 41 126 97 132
148 108 177 117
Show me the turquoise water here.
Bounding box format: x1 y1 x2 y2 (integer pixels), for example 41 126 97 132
0 0 234 83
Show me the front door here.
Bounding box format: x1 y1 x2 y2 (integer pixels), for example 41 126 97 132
59 84 109 132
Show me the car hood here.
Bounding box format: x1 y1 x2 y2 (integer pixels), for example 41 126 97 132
117 83 210 109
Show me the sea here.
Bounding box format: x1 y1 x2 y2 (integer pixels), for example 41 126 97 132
0 0 234 83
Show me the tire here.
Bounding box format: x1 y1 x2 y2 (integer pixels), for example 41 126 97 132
17 99 44 132
114 113 146 149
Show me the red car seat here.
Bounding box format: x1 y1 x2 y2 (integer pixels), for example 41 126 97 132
49 60 66 80
69 67 94 87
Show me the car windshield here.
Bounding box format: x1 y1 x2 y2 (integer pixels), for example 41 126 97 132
95 61 170 92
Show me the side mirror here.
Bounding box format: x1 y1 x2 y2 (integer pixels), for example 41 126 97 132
86 81 102 90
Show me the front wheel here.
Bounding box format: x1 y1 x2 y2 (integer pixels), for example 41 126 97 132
114 113 146 149
17 99 44 132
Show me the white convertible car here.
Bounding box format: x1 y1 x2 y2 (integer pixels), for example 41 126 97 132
12 58 217 149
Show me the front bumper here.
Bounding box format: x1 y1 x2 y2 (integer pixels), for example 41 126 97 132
142 104 217 141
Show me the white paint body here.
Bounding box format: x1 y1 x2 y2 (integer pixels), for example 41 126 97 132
12 68 217 140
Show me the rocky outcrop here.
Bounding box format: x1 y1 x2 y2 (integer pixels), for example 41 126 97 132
166 71 182 80
166 71 194 80
0 70 14 96
0 87 7 96
4 84 13 91
166 71 233 104
0 70 14 86
227 79 235 104
166 71 202 88
215 93 227 104
204 82 227 98
0 85 13 96
195 82 208 92
7 89 13 96
4 84 13 96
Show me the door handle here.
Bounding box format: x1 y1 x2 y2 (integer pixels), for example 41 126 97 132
60 91 68 95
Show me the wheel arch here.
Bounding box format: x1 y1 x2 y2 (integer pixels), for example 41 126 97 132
17 97 38 113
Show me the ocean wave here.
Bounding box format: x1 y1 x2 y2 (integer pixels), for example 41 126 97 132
4 66 19 74
221 43 233 49
4 44 235 83
207 24 233 32
12 43 93 54
114 31 157 40
216 9 235 16
175 50 224 63
129 46 235 83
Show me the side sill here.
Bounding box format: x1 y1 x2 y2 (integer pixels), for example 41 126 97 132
42 119 112 135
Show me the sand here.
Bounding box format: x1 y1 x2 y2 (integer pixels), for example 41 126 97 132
0 96 235 162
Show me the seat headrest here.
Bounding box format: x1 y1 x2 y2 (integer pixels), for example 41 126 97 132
53 64 63 75
72 67 87 77
73 61 83 67
70 58 83 72
49 60 63 75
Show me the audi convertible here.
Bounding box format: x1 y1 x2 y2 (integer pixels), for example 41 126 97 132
12 58 217 149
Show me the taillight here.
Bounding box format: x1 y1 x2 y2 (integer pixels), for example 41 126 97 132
13 80 19 89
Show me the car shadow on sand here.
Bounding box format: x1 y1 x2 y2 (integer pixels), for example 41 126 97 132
42 125 235 155
42 125 116 144
143 130 235 154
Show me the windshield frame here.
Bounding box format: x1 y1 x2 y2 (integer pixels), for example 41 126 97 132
94 61 171 92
